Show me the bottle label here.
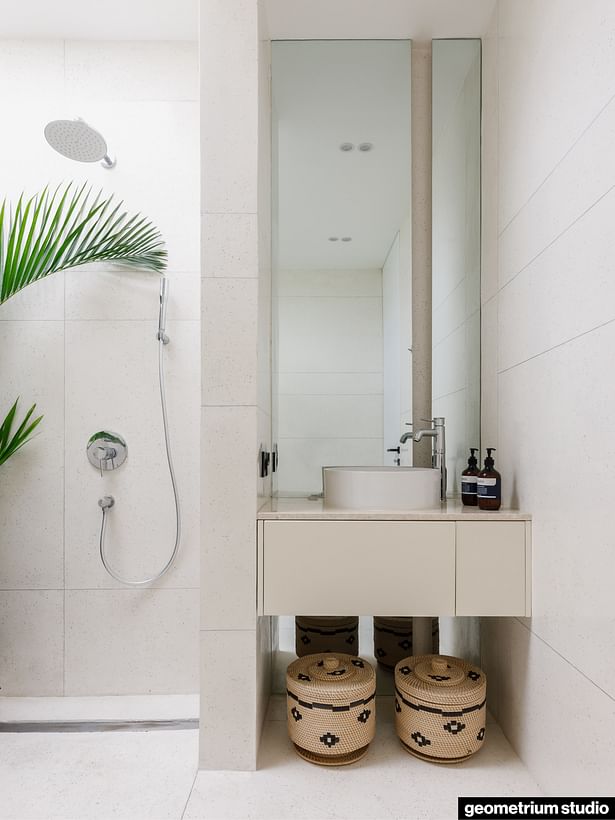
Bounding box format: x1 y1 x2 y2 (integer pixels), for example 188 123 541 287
477 477 501 499
461 477 477 495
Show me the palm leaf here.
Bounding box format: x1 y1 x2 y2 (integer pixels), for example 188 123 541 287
0 183 167 304
0 399 43 467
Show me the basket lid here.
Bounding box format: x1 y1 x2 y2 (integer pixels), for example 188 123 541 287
395 654 486 706
287 653 375 702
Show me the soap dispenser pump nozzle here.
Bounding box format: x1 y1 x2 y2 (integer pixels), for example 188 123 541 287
485 447 496 469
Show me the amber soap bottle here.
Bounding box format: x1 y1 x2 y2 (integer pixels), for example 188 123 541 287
477 448 502 511
461 448 479 506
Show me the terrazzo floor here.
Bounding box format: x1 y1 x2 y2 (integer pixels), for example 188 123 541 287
0 695 541 820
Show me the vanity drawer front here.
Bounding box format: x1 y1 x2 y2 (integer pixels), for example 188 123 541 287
456 521 529 616
261 520 455 616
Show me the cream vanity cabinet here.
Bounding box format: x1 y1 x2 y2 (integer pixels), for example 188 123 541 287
256 513 531 617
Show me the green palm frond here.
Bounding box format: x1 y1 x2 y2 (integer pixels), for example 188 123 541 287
0 182 167 304
0 398 43 467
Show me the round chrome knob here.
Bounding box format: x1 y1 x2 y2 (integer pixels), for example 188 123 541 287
87 431 127 473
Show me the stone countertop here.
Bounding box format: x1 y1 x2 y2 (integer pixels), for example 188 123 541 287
257 497 531 521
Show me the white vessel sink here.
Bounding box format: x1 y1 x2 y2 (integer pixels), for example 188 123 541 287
323 466 441 511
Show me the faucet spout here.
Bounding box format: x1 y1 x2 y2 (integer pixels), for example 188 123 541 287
412 428 437 443
399 417 447 502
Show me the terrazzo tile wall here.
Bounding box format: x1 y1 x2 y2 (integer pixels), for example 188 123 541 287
200 0 273 770
0 40 200 696
480 0 615 794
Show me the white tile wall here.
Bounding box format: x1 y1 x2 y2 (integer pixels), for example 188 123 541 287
201 278 259 405
0 591 64 695
0 39 199 696
481 0 615 794
200 0 259 214
65 589 199 695
0 40 65 100
200 405 258 631
0 274 65 322
0 321 64 590
498 187 615 372
498 98 615 290
482 618 615 796
65 41 199 102
498 323 615 694
199 629 259 770
202 213 259 278
65 268 200 322
64 320 200 591
497 0 615 231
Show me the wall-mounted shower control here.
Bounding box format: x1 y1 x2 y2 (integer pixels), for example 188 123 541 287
87 431 127 476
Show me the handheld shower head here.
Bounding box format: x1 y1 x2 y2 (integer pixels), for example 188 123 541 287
158 277 170 344
44 118 116 169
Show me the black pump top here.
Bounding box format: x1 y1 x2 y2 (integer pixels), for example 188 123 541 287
467 448 478 469
484 447 496 470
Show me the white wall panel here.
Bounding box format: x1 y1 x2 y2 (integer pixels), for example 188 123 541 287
481 0 615 794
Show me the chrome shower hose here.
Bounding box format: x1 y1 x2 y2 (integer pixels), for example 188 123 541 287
98 335 181 585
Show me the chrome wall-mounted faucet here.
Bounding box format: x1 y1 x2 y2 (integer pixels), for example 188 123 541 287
86 431 128 477
400 416 447 502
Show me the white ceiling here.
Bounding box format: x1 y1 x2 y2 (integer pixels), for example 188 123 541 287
0 0 198 40
1 0 495 42
264 0 496 41
274 40 411 270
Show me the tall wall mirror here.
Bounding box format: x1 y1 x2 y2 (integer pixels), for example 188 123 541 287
432 38 482 499
270 39 482 688
272 40 412 497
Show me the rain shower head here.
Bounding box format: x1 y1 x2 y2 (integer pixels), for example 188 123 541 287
44 118 116 169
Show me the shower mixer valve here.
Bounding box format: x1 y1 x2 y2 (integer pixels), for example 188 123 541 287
86 431 127 477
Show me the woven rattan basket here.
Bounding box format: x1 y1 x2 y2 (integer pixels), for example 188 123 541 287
295 616 359 657
373 617 440 669
373 617 412 669
394 654 487 763
287 653 376 766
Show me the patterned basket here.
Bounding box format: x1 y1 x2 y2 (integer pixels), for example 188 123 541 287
394 654 487 763
287 653 376 766
373 617 440 669
295 616 359 657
